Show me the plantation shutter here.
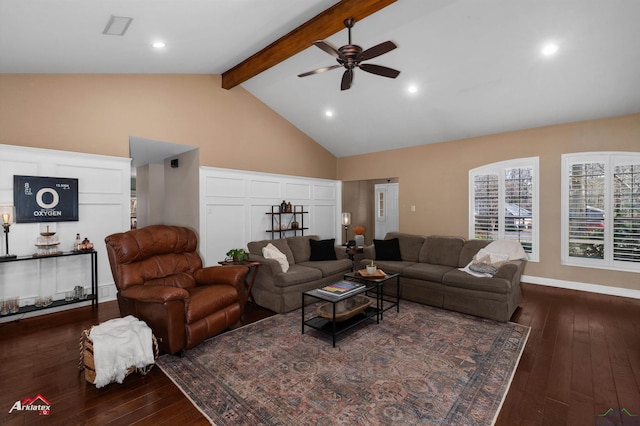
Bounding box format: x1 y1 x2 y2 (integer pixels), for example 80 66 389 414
613 164 640 263
568 162 605 259
473 174 499 240
470 157 537 261
504 168 533 253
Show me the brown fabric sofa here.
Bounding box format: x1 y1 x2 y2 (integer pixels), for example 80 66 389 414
360 232 526 322
247 235 353 313
105 225 249 355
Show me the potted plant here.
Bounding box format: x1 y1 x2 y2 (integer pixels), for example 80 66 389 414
226 248 249 263
366 259 377 275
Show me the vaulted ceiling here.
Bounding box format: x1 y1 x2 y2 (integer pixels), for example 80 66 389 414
2 0 639 157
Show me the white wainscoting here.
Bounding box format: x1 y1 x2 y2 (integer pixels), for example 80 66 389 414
199 167 342 267
0 144 130 321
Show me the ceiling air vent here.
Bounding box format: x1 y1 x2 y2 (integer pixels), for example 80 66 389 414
102 15 133 36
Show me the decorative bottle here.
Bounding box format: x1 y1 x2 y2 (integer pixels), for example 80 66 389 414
74 233 81 251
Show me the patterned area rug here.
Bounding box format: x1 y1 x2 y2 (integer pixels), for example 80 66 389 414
157 301 529 425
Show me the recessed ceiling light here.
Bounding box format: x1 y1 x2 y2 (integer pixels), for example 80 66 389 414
325 110 334 118
541 42 558 56
407 85 418 94
152 41 166 49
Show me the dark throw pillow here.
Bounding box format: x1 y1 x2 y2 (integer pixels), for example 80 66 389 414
374 238 402 261
309 238 337 261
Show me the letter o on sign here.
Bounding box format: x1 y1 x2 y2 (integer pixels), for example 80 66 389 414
36 188 60 209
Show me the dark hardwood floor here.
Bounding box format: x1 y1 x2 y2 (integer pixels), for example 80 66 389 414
497 284 640 426
1 283 639 425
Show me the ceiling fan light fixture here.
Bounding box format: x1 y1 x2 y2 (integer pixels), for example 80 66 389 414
298 18 400 91
102 15 133 36
152 41 167 49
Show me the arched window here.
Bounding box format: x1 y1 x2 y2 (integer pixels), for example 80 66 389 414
469 157 538 261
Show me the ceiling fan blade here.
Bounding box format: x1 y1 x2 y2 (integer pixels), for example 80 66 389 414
359 63 401 79
313 40 346 62
358 41 397 62
297 64 342 78
341 69 353 91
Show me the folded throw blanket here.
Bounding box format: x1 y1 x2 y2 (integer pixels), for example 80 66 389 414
460 239 528 277
90 315 155 388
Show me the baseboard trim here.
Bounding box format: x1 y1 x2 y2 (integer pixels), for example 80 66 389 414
522 274 640 300
97 282 118 303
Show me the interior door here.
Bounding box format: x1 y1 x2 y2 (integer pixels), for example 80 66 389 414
374 183 399 239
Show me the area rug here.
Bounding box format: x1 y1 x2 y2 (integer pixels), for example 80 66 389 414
157 301 529 425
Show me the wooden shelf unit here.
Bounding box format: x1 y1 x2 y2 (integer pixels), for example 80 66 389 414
266 204 308 239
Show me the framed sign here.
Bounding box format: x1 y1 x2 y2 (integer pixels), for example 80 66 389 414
13 175 79 223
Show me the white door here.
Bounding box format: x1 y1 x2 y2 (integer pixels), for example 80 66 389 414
374 183 399 239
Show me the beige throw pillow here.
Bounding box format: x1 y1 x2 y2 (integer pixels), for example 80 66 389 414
262 243 289 273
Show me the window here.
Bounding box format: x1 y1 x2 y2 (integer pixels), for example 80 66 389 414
377 190 384 219
562 152 640 271
469 157 538 261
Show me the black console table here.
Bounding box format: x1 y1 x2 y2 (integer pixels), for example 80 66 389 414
0 250 98 317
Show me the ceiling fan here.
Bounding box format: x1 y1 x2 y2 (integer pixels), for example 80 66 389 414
297 18 400 91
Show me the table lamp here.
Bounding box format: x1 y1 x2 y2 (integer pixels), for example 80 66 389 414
0 205 17 260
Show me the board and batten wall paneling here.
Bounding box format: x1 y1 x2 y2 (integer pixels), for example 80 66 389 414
0 144 130 320
204 204 247 265
312 204 338 240
199 167 342 266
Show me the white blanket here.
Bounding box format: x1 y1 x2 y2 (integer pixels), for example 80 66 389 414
89 315 155 388
460 240 528 278
483 239 528 261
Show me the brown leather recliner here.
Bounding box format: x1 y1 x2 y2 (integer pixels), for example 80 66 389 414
104 225 248 355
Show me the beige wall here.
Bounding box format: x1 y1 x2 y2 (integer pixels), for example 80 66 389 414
135 163 165 228
0 74 337 179
338 113 640 292
2 73 638 292
163 149 200 230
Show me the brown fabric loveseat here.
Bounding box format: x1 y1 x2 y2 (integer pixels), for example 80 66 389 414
247 235 353 313
360 232 526 322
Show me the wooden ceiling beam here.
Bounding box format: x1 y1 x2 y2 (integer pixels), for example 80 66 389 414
221 0 397 90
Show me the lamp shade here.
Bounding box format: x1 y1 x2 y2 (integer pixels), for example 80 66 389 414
0 205 15 225
341 212 351 226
